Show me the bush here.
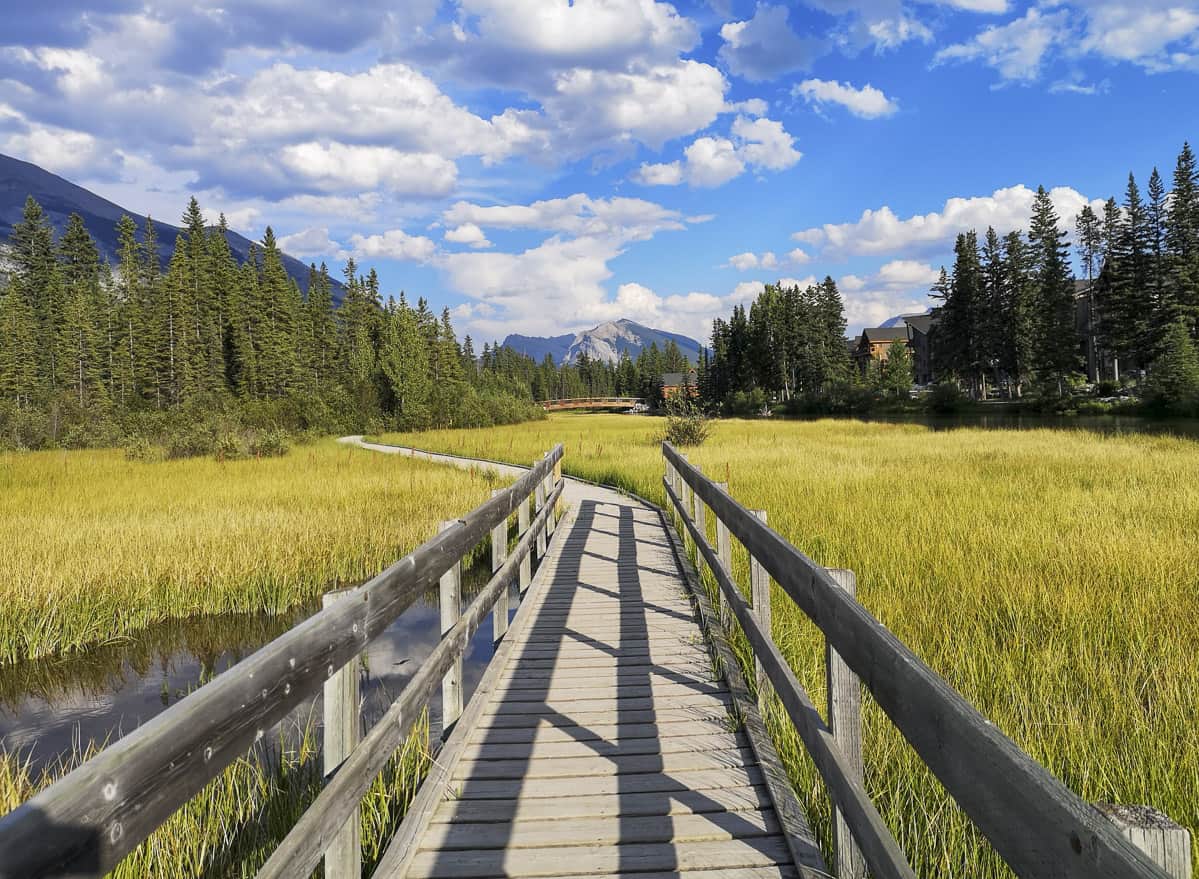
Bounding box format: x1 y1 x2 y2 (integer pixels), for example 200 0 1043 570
1075 400 1113 415
249 428 290 458
124 436 161 462
663 398 711 446
165 426 215 460
724 388 768 417
927 382 966 414
214 432 246 461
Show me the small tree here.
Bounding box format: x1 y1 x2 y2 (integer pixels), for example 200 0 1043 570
881 340 914 398
663 396 711 446
1146 321 1199 415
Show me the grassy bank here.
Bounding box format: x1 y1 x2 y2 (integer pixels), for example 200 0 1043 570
0 438 501 664
1 712 430 877
377 414 1199 875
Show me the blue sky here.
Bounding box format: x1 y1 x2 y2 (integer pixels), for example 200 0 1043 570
1 0 1196 342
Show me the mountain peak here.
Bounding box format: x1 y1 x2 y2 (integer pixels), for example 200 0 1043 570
503 319 703 365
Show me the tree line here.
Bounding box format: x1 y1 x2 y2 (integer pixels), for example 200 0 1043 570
0 196 547 450
930 141 1199 403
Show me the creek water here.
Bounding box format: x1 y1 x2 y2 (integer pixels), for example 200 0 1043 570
0 559 511 773
793 410 1199 439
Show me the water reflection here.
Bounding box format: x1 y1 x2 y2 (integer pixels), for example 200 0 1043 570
0 555 513 771
800 411 1199 439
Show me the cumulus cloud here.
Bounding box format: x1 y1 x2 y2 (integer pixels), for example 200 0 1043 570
725 248 811 270
278 143 458 197
348 229 438 262
718 4 823 81
794 184 1104 258
443 193 689 242
793 79 899 118
1 116 99 174
277 226 341 258
837 260 941 330
634 115 800 187
444 223 492 248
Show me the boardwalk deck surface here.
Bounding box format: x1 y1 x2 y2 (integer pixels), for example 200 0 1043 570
382 482 804 879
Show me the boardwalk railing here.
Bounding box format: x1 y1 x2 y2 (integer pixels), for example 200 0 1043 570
0 445 564 879
661 441 1187 879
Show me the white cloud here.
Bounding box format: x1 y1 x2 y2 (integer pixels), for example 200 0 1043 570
718 4 823 81
793 79 899 118
726 248 810 271
836 260 940 331
935 8 1070 82
277 227 341 258
278 143 458 196
444 223 492 248
634 115 800 188
794 184 1103 258
443 194 688 242
348 229 438 262
1077 3 1199 71
2 119 99 174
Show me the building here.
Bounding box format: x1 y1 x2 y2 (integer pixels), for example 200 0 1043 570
902 313 936 385
660 370 698 398
851 326 912 376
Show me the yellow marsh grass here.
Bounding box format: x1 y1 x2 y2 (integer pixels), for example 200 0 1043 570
1 711 430 877
0 439 499 663
378 414 1199 875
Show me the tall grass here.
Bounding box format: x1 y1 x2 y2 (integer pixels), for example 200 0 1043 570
1 711 430 877
377 414 1199 875
0 438 500 664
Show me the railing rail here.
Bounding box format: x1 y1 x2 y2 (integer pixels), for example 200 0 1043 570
0 444 564 879
661 441 1177 879
541 396 643 409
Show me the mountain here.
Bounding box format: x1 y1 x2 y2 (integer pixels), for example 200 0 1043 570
880 311 931 329
0 153 344 302
503 319 704 365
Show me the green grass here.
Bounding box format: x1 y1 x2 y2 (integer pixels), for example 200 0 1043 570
0 438 502 664
1 711 430 877
377 413 1199 875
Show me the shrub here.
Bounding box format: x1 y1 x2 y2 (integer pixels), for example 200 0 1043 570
249 429 290 458
124 436 161 462
1075 400 1113 415
927 382 966 414
724 388 768 417
663 398 712 447
214 432 246 461
165 426 215 460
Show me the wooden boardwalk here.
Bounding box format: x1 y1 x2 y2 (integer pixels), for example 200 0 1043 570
381 491 810 879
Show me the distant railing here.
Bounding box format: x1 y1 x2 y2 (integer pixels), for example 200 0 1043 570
661 441 1189 879
541 396 643 411
0 446 565 879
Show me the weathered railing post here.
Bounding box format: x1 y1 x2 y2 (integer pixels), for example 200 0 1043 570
543 452 556 537
518 492 532 593
692 465 706 562
438 520 463 738
534 459 547 560
1095 804 1192 879
749 510 771 698
679 454 692 550
826 568 865 879
322 589 361 879
490 490 509 644
714 482 730 626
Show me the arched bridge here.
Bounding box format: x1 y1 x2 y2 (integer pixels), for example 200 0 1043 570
541 396 644 411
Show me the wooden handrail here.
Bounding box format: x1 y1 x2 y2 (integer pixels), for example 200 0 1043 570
256 478 564 879
0 445 564 879
661 441 1172 879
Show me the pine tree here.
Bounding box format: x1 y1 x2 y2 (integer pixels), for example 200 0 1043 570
0 284 40 406
1167 142 1199 336
10 197 62 396
379 298 431 429
1028 186 1079 392
1146 320 1199 414
1002 231 1036 395
1075 204 1103 381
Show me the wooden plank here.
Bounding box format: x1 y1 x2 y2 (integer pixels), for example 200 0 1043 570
321 591 361 879
481 692 734 715
495 681 726 701
750 509 770 696
0 444 564 879
665 442 1174 879
419 810 781 851
449 767 766 800
549 868 799 879
468 719 741 746
431 785 775 824
490 489 509 644
405 835 794 878
460 732 747 762
826 568 865 879
494 661 715 682
439 519 464 735
452 747 756 780
475 705 737 730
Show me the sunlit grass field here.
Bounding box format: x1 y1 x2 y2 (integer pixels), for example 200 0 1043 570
0 439 500 664
378 414 1199 876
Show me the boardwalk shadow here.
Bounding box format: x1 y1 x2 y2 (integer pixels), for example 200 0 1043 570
423 498 786 878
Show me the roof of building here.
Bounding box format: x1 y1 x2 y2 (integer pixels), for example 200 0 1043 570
903 313 935 335
660 371 695 387
861 326 910 343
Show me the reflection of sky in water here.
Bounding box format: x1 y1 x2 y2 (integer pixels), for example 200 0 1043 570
0 577 519 771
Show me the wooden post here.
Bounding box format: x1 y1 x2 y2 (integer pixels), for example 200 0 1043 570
543 453 555 537
714 482 730 627
438 520 463 738
490 490 508 644
749 510 771 697
1095 804 1192 879
692 465 706 558
679 454 692 551
533 460 546 560
518 495 531 593
322 590 360 879
826 568 865 879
